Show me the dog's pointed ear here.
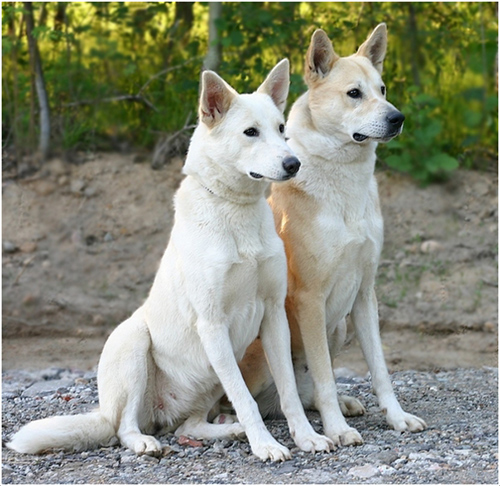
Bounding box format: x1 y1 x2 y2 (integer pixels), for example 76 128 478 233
304 29 339 85
257 59 290 114
199 71 237 128
356 23 387 74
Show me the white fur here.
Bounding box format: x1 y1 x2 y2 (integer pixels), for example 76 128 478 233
7 60 332 462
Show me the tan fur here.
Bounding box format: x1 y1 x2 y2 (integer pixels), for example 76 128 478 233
240 24 427 446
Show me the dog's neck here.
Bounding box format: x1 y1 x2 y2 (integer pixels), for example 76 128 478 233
188 173 267 205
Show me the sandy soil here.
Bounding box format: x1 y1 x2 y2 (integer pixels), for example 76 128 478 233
2 153 498 373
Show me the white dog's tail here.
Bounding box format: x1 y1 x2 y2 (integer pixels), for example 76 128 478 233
7 412 116 454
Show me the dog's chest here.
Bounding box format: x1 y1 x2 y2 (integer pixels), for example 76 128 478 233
318 208 383 320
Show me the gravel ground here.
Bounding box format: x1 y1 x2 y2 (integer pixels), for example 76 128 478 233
2 366 498 484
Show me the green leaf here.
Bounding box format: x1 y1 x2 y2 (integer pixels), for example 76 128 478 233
426 153 459 172
385 153 413 172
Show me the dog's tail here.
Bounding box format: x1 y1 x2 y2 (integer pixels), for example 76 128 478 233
7 412 116 454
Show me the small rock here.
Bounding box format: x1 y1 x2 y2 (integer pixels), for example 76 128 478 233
3 241 17 253
22 293 39 306
70 179 86 194
103 232 114 243
22 379 75 397
348 464 379 478
483 321 495 333
20 241 37 253
71 229 84 246
84 186 97 198
420 240 444 253
31 180 57 196
92 315 106 326
277 462 296 474
46 158 67 176
139 454 159 463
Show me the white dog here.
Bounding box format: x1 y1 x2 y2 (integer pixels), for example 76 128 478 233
238 25 427 446
8 59 332 462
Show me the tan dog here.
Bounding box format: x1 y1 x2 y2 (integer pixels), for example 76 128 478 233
238 24 427 446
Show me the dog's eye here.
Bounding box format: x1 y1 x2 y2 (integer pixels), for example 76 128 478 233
243 127 259 137
347 89 361 99
279 124 285 134
381 86 386 96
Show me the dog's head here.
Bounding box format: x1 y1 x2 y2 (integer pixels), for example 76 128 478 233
303 23 404 145
185 59 300 185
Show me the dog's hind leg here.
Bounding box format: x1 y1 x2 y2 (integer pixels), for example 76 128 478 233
329 318 366 417
351 288 427 432
176 413 245 440
98 310 162 456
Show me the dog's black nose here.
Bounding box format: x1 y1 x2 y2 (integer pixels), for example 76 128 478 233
282 156 301 176
386 111 405 128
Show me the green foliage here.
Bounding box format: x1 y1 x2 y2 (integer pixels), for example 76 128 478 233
381 89 460 184
2 2 497 182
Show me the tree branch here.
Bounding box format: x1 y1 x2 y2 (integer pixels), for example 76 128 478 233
63 94 158 112
62 57 202 113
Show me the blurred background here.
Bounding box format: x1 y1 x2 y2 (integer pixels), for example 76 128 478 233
2 1 498 179
2 2 498 372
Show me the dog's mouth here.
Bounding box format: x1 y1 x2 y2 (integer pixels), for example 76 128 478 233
353 133 369 143
248 171 295 182
353 129 402 144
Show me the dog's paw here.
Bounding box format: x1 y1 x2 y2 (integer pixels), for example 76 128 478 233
339 394 365 417
132 435 162 456
327 427 363 447
294 433 334 453
213 413 238 425
387 412 427 432
251 439 291 462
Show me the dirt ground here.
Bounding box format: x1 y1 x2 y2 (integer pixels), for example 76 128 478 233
2 153 498 374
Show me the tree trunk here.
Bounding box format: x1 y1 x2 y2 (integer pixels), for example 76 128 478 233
24 1 50 161
203 2 222 72
7 5 21 158
407 3 421 88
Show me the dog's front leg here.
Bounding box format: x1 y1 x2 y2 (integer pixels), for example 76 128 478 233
351 287 427 432
260 302 333 453
295 292 363 446
196 319 291 462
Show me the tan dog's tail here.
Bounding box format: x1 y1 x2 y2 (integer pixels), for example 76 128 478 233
7 412 116 454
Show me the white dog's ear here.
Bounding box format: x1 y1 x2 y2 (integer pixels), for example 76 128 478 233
356 23 387 74
304 29 339 85
257 58 290 113
199 71 236 128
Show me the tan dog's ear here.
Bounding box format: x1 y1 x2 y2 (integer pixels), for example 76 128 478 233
199 71 236 128
304 29 339 85
356 23 387 74
257 58 290 114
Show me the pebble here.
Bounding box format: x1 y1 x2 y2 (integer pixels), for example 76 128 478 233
3 241 18 253
22 379 75 398
2 368 498 484
348 464 379 478
19 241 37 253
420 240 444 253
70 179 86 194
